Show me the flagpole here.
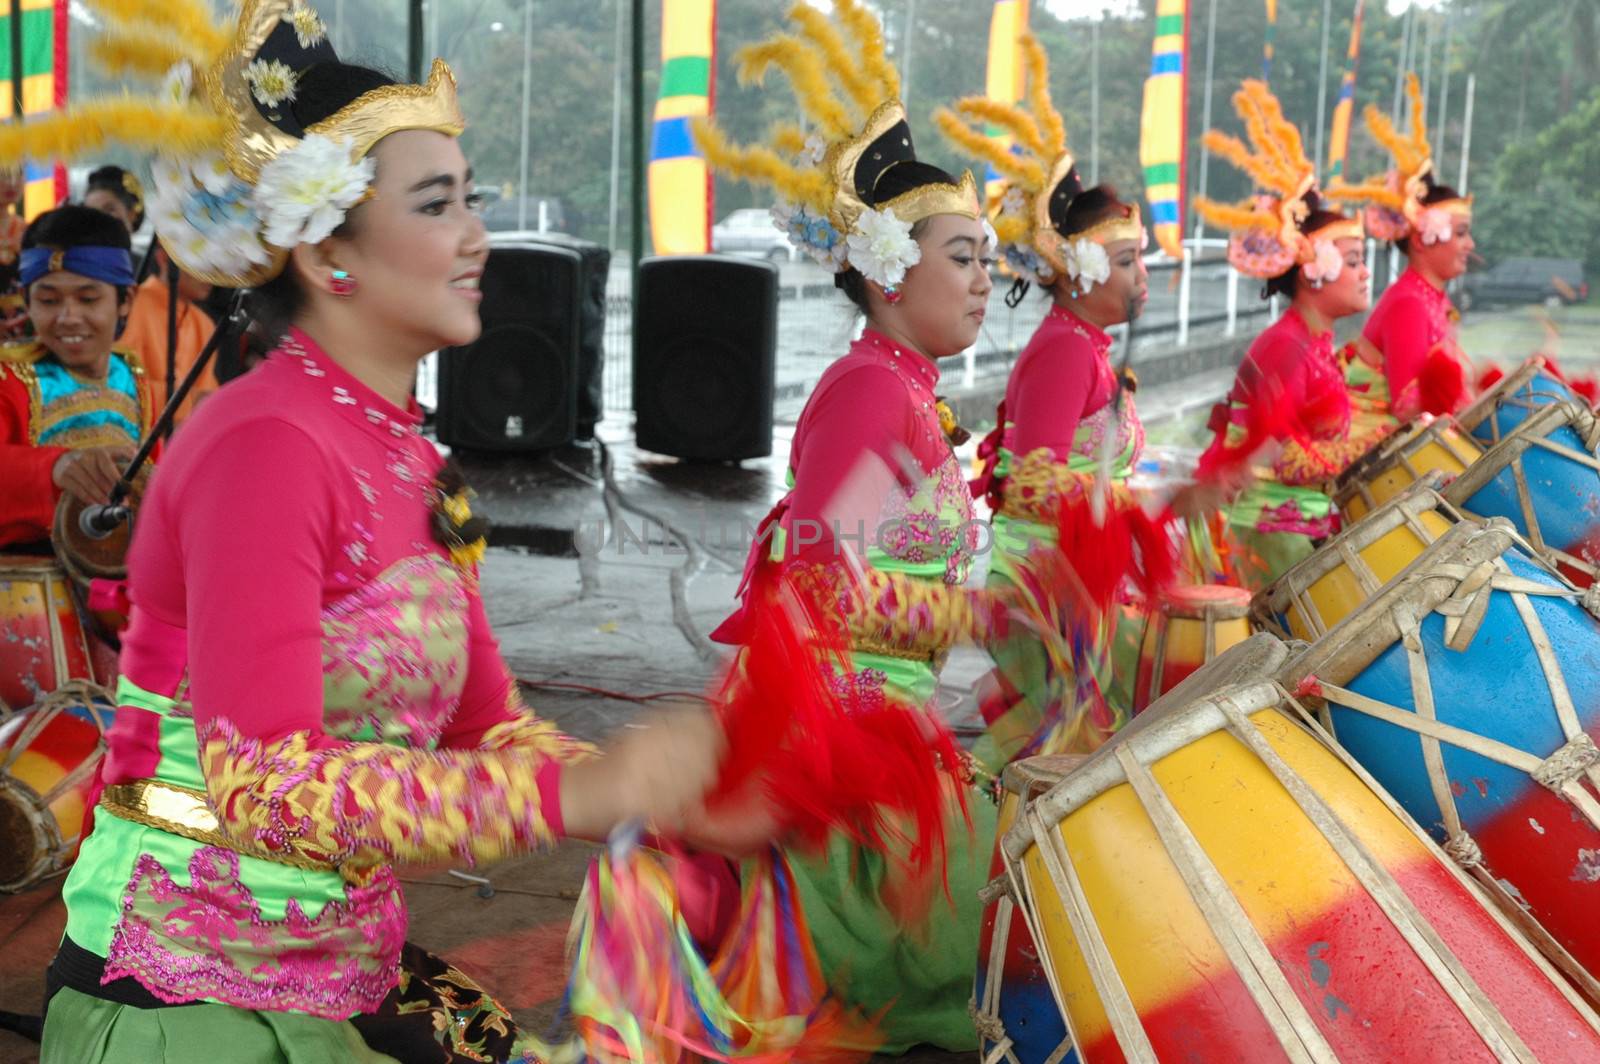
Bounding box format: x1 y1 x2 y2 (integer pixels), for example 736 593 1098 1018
1418 11 1435 121
1391 4 1414 121
1195 0 1219 241
1433 11 1453 176
1313 0 1333 174
1090 16 1100 185
1457 72 1475 193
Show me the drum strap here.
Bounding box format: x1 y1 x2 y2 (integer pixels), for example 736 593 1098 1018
99 779 337 873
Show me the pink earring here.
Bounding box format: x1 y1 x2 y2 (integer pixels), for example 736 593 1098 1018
330 269 357 297
883 285 902 304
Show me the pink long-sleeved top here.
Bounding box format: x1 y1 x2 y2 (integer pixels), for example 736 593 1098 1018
62 329 583 1019
1004 305 1121 460
1361 265 1469 416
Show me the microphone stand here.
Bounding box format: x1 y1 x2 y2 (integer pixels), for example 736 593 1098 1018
86 290 248 534
163 255 179 442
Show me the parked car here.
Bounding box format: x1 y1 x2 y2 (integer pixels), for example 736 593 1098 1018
711 208 793 263
1461 257 1588 310
481 195 569 233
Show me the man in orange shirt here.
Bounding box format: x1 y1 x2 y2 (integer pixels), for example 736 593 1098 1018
120 240 218 425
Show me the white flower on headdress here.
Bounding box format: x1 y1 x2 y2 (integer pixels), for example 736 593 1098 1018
1061 237 1110 290
150 153 273 280
285 4 327 48
1002 242 1054 287
254 133 376 248
981 218 999 256
1302 238 1344 287
800 133 827 167
999 186 1027 218
1418 206 1453 247
845 206 921 288
245 58 298 109
161 61 193 106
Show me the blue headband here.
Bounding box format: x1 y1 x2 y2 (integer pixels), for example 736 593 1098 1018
20 245 136 288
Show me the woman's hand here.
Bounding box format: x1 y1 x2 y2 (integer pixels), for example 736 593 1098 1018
558 704 727 841
673 777 786 859
1169 478 1236 521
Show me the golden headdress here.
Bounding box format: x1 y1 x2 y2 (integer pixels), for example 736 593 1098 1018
1193 80 1365 282
934 33 1142 291
692 0 979 290
1332 73 1470 245
0 0 463 286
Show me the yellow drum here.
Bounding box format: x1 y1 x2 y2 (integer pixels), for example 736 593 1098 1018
1133 584 1251 711
1334 415 1481 522
0 681 112 891
1000 641 1600 1062
975 754 1086 1064
1252 473 1461 641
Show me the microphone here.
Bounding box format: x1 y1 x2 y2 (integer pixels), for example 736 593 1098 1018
78 503 131 540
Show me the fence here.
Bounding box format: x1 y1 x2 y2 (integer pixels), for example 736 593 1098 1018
594 235 1402 423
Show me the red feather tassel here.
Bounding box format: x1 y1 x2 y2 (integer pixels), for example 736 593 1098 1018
707 570 967 876
1417 348 1467 416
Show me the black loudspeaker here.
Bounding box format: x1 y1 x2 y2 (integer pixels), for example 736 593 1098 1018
515 233 610 437
634 255 776 461
436 243 581 451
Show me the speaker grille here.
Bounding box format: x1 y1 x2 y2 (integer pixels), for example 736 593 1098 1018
634 255 776 461
436 244 582 451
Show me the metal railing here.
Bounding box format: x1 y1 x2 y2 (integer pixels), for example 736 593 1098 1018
598 235 1395 422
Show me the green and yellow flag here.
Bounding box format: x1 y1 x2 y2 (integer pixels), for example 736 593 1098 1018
0 0 68 217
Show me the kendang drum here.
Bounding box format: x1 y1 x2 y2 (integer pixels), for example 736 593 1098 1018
1442 400 1600 587
975 754 1086 1064
0 680 113 891
1252 474 1462 642
1334 414 1481 523
1283 517 1600 1002
1132 584 1251 712
1457 355 1578 446
0 554 99 713
1001 636 1600 1062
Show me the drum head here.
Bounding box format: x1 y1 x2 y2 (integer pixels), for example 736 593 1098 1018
0 783 54 891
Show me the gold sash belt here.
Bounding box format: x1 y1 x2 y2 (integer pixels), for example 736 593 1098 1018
99 779 335 873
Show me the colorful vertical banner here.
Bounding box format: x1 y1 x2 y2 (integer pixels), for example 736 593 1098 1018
1140 0 1189 259
983 0 1030 200
1263 0 1278 80
0 0 68 218
1325 0 1366 183
648 0 715 255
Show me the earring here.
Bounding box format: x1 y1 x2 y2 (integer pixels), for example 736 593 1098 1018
883 285 902 304
330 269 357 297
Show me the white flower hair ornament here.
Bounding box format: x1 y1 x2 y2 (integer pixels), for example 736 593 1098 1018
254 133 377 247
1301 238 1344 289
981 218 999 257
846 206 922 293
1062 237 1111 293
1417 205 1454 247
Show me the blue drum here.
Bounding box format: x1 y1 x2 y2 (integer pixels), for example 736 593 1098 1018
1458 355 1576 445
1444 400 1600 587
1284 518 1600 999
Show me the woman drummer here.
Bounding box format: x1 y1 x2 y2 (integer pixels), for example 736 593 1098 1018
936 34 1199 768
1338 74 1475 422
0 206 154 551
1194 80 1394 586
694 4 1088 1050
27 5 771 1060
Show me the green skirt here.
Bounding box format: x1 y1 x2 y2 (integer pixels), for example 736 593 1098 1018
788 790 998 1055
42 941 531 1064
42 987 399 1064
